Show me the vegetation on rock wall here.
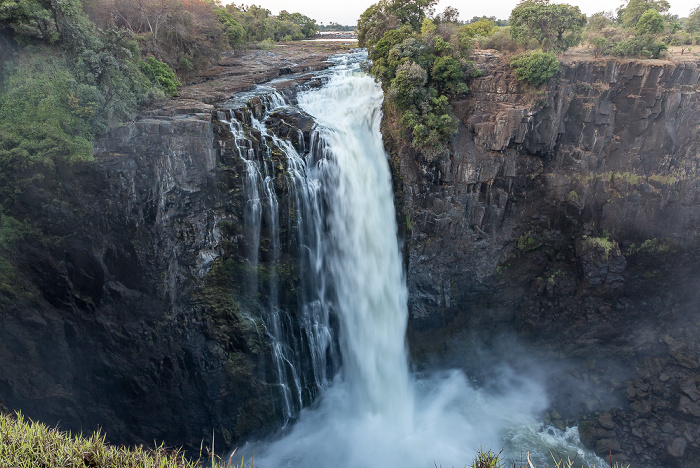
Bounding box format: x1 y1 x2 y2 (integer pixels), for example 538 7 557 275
358 0 480 158
509 49 559 86
0 0 321 295
509 0 587 52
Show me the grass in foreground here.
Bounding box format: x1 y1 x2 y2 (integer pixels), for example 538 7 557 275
467 447 631 468
0 411 203 468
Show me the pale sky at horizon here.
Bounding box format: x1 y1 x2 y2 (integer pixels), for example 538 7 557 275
222 0 699 27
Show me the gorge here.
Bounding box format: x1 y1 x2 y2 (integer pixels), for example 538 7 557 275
1 45 699 468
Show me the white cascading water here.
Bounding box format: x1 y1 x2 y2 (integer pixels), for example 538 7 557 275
231 54 604 468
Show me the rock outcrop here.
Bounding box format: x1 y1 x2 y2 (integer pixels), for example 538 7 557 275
388 52 700 467
0 62 331 452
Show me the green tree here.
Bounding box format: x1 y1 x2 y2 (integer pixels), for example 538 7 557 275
509 0 587 52
685 5 700 33
0 0 56 43
635 8 664 35
460 19 496 38
619 0 670 28
510 49 559 86
214 7 245 47
278 10 317 37
589 35 610 57
587 11 614 32
358 1 479 158
387 0 438 30
608 33 668 57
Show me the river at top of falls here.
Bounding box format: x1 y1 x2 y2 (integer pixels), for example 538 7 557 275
236 52 604 468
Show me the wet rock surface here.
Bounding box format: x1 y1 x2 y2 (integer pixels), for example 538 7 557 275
161 42 356 114
389 53 700 467
0 44 345 453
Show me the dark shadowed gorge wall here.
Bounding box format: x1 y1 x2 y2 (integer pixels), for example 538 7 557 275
388 53 700 468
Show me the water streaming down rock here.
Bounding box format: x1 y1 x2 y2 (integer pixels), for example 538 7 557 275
228 54 604 467
223 88 339 425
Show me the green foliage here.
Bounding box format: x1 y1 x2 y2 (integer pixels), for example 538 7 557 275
408 95 459 159
620 0 670 28
224 3 317 46
139 56 180 96
509 0 587 52
0 53 95 168
255 38 275 49
461 19 497 39
517 233 537 252
0 411 200 467
476 26 522 52
431 55 464 92
0 0 57 43
388 0 439 31
626 237 673 255
469 447 504 468
215 7 246 47
389 61 428 108
608 34 668 58
278 10 318 37
587 11 614 32
583 233 615 257
686 6 700 33
635 9 664 35
589 35 610 57
358 0 438 48
510 50 559 86
0 0 175 217
360 1 479 158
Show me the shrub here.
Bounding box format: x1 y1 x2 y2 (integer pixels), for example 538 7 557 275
589 35 610 57
255 38 275 49
0 53 95 167
139 57 180 96
389 61 428 109
635 9 665 35
510 50 559 86
608 34 668 58
460 19 496 39
469 448 504 468
477 27 522 53
509 1 587 52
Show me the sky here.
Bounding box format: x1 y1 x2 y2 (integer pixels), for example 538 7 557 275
223 0 699 26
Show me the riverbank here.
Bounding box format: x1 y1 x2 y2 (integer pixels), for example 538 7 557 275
160 41 358 114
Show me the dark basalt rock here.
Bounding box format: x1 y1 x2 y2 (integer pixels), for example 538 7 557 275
265 108 316 153
389 54 700 468
0 108 288 453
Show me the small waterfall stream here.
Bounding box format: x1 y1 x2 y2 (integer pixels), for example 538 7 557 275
224 52 604 468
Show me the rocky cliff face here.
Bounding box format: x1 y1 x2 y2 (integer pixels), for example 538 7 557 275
3 47 700 466
0 72 327 452
388 53 700 467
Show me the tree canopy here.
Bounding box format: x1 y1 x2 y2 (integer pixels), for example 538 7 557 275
635 8 665 35
509 0 587 52
619 0 670 28
358 1 480 159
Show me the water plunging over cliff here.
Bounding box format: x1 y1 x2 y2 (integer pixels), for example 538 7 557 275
226 54 604 468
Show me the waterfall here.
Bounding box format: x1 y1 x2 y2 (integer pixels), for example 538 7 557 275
228 53 604 468
225 88 338 424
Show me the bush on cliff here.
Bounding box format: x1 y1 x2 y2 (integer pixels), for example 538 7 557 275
358 1 480 158
509 0 587 52
510 50 559 86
